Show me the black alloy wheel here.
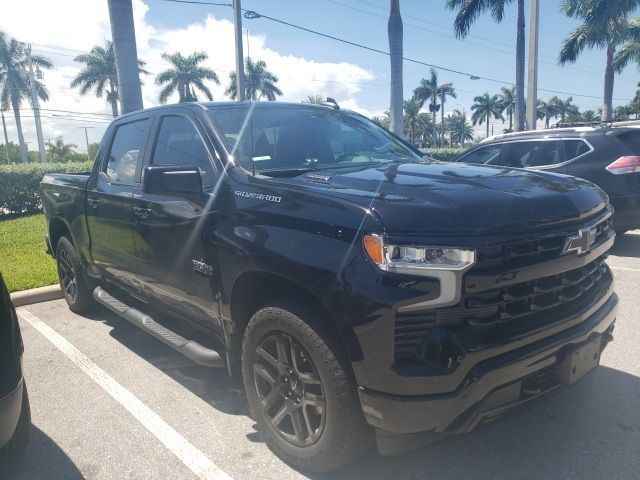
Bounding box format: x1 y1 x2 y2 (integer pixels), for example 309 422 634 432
253 332 326 447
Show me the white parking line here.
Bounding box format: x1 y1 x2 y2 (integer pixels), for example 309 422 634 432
610 266 640 273
19 309 232 480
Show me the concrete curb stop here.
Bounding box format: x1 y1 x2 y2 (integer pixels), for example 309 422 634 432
11 284 63 307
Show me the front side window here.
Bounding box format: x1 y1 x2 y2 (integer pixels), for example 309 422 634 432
505 141 562 168
151 115 216 189
207 106 423 175
105 119 150 184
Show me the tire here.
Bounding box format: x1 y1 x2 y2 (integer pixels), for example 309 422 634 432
242 304 371 473
56 236 94 313
2 384 31 457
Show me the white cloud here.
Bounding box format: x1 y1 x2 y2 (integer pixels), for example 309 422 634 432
0 0 375 151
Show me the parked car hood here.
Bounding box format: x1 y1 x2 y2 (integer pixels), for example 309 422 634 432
287 161 608 236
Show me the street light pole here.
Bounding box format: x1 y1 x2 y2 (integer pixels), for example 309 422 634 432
233 0 246 101
78 126 94 161
27 45 47 162
526 0 540 130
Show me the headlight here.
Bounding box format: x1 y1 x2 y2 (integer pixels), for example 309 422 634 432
363 234 476 273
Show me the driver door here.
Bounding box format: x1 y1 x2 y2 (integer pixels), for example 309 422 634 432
132 110 224 335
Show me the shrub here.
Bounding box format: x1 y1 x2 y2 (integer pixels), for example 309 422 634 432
0 161 93 218
421 147 468 162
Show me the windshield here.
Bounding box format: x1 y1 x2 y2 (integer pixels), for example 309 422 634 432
207 105 423 175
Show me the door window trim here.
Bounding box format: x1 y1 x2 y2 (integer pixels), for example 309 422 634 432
461 137 594 170
100 116 154 186
148 112 219 190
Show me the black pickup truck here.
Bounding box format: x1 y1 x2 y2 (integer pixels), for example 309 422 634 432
41 102 618 472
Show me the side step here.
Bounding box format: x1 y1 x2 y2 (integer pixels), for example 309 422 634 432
93 286 225 368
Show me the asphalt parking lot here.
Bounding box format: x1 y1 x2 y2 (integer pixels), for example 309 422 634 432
2 232 640 480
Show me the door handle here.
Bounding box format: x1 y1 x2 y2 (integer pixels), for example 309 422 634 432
87 198 100 208
133 206 152 219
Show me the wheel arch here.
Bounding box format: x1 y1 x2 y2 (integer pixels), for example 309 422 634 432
226 270 350 377
48 216 73 256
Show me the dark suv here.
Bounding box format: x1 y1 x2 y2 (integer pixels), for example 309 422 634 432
456 124 640 233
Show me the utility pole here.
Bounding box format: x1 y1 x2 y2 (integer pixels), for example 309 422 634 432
107 0 144 114
1 111 9 164
526 0 540 130
27 45 47 162
78 126 94 161
233 0 246 101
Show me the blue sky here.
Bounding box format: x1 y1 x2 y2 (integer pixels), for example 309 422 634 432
2 0 640 148
147 0 640 118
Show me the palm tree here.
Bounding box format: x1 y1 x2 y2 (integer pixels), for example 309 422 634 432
559 0 640 122
46 136 77 163
581 110 599 122
537 99 557 128
226 58 282 101
371 115 390 130
555 96 580 122
414 68 456 144
403 96 431 145
447 0 526 131
471 93 504 138
156 52 219 104
0 32 52 163
449 109 474 146
302 95 324 104
71 41 147 117
498 87 516 132
615 19 640 73
388 0 403 137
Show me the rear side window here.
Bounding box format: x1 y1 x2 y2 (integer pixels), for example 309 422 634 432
151 115 215 189
563 139 591 161
105 119 150 184
614 130 640 154
505 141 562 168
459 145 503 165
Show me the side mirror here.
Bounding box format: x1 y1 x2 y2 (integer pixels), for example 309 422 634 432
142 165 203 195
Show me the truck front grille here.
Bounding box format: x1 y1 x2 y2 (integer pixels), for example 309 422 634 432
394 212 615 366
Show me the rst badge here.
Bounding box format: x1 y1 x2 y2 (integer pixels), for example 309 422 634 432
562 227 597 256
192 259 214 277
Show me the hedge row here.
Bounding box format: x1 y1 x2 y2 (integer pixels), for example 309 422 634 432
421 147 468 162
0 161 94 218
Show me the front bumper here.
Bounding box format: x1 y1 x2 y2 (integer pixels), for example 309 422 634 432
358 292 617 437
0 379 24 448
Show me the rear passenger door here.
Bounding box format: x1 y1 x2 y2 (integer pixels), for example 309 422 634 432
86 116 151 290
133 110 223 334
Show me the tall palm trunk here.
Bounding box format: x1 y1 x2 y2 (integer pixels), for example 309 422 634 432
11 96 27 163
108 83 119 117
107 0 143 114
440 92 446 144
514 0 526 131
486 114 490 138
388 0 403 137
508 110 513 132
602 43 615 122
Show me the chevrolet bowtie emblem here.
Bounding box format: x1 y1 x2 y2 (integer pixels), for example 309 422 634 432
562 227 597 256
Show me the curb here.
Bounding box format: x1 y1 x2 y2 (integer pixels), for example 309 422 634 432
10 284 63 307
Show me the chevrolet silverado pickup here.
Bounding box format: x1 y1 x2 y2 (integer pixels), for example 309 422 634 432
41 102 618 472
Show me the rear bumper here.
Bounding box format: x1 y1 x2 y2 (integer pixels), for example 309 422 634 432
358 292 617 436
610 194 640 231
0 380 24 448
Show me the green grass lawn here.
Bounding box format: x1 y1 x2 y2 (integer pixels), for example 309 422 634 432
0 214 58 292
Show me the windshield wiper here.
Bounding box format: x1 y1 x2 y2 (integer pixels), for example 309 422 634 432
258 167 322 177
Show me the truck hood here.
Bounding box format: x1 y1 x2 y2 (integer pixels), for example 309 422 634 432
287 161 608 236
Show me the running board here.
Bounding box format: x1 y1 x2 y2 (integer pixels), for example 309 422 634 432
93 286 224 368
